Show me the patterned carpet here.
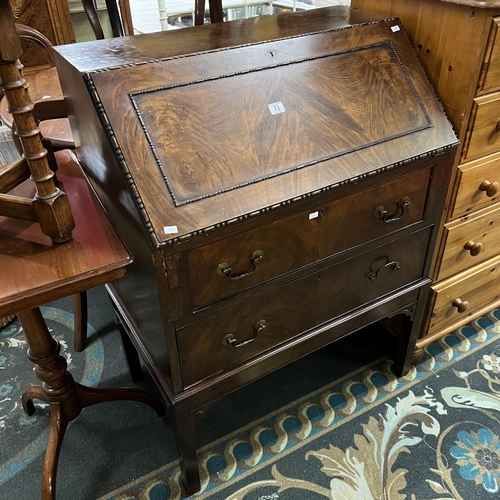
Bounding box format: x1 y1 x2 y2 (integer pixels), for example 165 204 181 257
105 309 500 500
2 128 500 499
1 280 499 499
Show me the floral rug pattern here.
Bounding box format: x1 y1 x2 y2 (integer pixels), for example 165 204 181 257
2 303 500 500
103 309 500 500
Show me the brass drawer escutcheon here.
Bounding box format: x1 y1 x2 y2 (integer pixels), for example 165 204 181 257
222 320 267 348
366 259 400 281
374 197 411 223
217 250 263 281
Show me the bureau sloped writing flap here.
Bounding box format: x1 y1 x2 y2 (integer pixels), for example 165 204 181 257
132 43 430 207
56 12 458 246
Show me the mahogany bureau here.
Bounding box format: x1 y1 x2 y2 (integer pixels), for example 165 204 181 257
351 1 500 363
53 7 458 494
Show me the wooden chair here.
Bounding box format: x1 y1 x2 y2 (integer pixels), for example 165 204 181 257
0 25 74 151
0 24 91 350
0 23 74 244
195 0 224 25
1 17 124 352
0 3 165 498
0 0 130 150
81 0 126 38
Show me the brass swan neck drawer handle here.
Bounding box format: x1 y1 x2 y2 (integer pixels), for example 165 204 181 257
452 298 469 313
366 259 400 281
217 250 264 281
222 320 267 348
479 180 499 198
374 196 411 223
464 240 483 256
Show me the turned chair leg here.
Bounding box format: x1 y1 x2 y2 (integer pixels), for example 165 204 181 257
72 291 88 352
115 311 144 383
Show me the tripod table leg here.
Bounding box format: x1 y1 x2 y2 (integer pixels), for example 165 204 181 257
75 383 165 416
22 385 47 416
41 403 68 500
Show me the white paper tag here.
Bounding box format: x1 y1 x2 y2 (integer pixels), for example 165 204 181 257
164 225 178 234
391 25 400 32
309 211 319 220
268 102 285 115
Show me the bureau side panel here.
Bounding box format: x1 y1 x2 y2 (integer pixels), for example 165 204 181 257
53 53 174 389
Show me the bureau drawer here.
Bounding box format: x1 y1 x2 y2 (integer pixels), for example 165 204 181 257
188 168 431 307
438 204 500 280
478 17 500 95
428 254 500 338
178 228 431 387
463 92 500 161
452 151 500 218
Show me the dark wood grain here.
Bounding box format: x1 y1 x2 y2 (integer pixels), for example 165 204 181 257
53 8 458 495
180 227 431 388
55 14 456 247
188 168 431 307
133 45 429 205
0 150 130 316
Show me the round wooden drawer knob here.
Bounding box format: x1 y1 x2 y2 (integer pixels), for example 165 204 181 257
479 180 499 197
452 298 469 313
464 240 483 256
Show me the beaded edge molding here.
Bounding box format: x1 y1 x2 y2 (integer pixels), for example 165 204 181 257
83 21 454 248
129 41 432 207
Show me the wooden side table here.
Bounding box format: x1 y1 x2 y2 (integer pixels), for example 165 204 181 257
0 150 165 500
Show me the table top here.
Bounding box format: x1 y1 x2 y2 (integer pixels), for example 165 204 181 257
0 67 74 149
0 150 131 317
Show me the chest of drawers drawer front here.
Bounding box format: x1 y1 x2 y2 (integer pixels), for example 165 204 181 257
429 254 500 338
179 228 431 388
479 17 500 95
463 92 500 161
438 204 500 281
452 152 500 218
188 169 431 307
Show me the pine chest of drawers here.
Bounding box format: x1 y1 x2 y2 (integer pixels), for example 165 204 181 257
53 7 457 494
351 0 500 356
